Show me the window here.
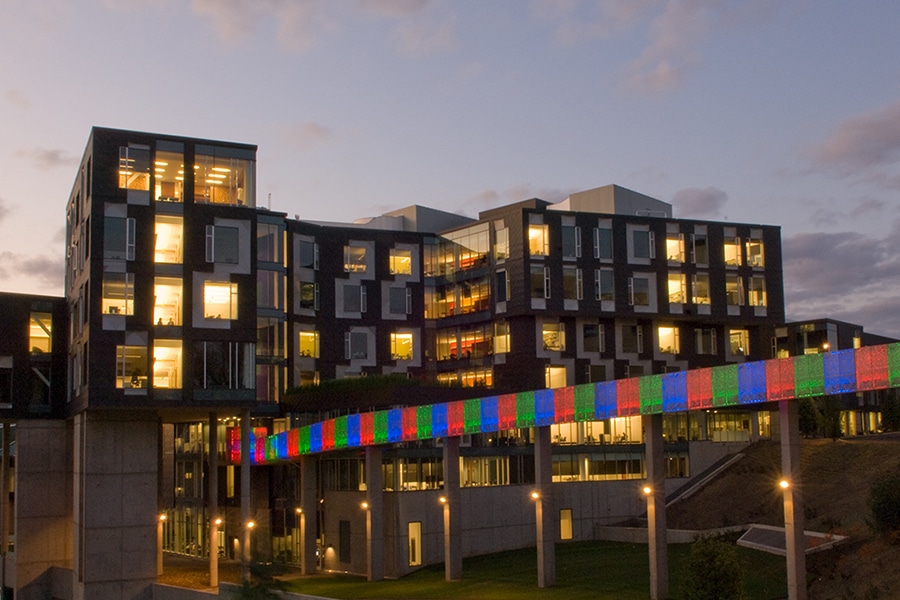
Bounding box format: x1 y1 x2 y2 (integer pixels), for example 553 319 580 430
748 276 766 307
389 287 411 315
299 282 318 311
658 326 680 354
584 323 604 353
667 273 686 304
298 331 319 358
560 509 573 541
0 356 11 407
595 268 614 302
696 328 717 355
494 227 509 260
204 282 238 320
102 273 134 316
344 245 367 273
154 215 183 263
529 224 549 256
594 225 613 260
628 276 650 306
391 332 414 360
542 322 565 351
343 284 366 313
298 240 318 269
725 275 744 306
116 344 148 389
724 236 742 266
192 341 255 390
631 228 655 260
691 233 708 265
257 270 282 310
104 217 136 260
562 225 581 258
493 321 510 354
194 151 254 206
408 522 422 567
390 248 412 275
563 266 583 300
118 146 150 190
746 237 764 267
154 149 183 202
545 366 567 389
729 329 749 356
495 270 509 303
206 225 239 264
29 312 52 354
666 233 684 262
256 317 283 357
531 265 549 299
257 222 282 264
622 324 643 354
153 277 182 325
153 340 182 389
345 332 368 360
692 273 710 304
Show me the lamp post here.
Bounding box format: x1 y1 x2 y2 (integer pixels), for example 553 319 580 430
157 512 167 576
242 520 255 584
295 507 302 564
210 517 222 586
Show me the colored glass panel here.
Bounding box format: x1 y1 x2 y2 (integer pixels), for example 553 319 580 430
712 364 739 407
639 374 663 414
432 403 448 438
447 401 465 436
360 412 375 446
288 428 300 457
554 387 575 423
321 419 335 451
464 398 482 434
226 427 241 463
765 357 794 401
498 394 517 430
416 405 432 439
299 426 311 455
616 378 640 416
857 345 889 391
888 343 900 388
794 353 825 398
662 371 687 413
386 409 401 443
573 384 595 421
373 410 389 444
481 396 499 433
534 389 555 426
516 391 535 428
738 361 767 405
402 406 418 441
687 367 713 410
309 423 323 454
595 381 618 419
824 349 856 395
347 414 361 448
334 415 348 449
276 432 288 459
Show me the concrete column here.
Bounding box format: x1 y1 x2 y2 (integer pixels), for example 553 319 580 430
644 413 669 600
1 422 8 592
534 425 555 588
694 410 708 441
364 446 384 582
441 436 462 581
750 411 761 442
780 400 807 600
240 409 252 584
208 413 219 587
299 455 318 575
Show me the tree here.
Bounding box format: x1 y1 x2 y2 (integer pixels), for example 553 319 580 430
683 535 744 600
880 392 900 432
868 473 900 537
798 398 820 438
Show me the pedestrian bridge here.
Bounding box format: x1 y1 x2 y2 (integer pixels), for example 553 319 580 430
245 343 900 463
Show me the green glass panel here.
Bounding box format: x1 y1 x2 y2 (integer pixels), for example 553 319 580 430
374 410 389 444
712 363 739 407
516 391 535 428
794 353 825 398
464 398 482 434
574 384 595 421
334 415 348 448
299 426 311 455
639 374 664 414
888 343 900 388
417 405 432 439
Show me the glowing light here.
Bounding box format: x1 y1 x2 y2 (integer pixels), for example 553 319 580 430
439 496 447 504
530 491 540 500
361 501 369 510
295 507 303 514
779 479 790 490
642 486 652 495
159 513 167 522
246 520 256 529
214 517 222 525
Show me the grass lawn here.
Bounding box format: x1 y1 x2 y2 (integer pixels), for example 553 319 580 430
282 540 787 600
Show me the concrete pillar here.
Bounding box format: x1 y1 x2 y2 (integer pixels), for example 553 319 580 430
441 436 462 581
750 411 761 443
240 409 252 584
694 410 708 441
208 412 219 587
1 422 8 592
299 455 318 575
780 400 807 600
534 425 555 588
365 446 384 582
644 413 669 600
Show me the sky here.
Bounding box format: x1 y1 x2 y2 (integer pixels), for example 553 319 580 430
2 1 900 336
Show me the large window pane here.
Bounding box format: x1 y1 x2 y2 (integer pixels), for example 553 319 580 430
103 273 134 315
29 312 52 354
155 215 183 263
344 245 367 273
154 149 183 202
204 282 238 320
116 345 148 389
390 248 412 275
298 331 319 358
529 224 549 256
194 153 254 206
153 339 182 389
153 277 182 325
119 146 150 190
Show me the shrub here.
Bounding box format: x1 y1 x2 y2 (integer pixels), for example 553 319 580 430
868 473 900 536
683 535 744 600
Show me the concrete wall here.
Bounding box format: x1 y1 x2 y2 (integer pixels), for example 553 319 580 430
14 419 73 600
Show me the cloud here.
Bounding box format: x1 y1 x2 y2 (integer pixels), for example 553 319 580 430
456 185 574 217
0 252 65 292
4 89 29 110
809 100 900 175
189 0 335 51
392 17 456 56
530 0 656 45
0 198 10 224
355 0 431 18
671 186 728 219
283 121 333 152
16 147 79 170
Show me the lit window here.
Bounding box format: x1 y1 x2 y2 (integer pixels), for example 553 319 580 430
344 245 367 273
729 329 749 356
194 152 254 206
298 331 319 358
103 273 134 316
118 146 150 191
390 332 414 361
153 277 182 325
658 326 680 354
725 275 744 306
748 276 766 307
153 339 182 389
667 273 686 304
724 236 742 266
493 321 510 354
116 345 148 389
390 248 412 275
204 282 238 320
29 312 52 354
692 274 710 304
746 237 764 267
494 227 510 260
154 149 183 202
666 233 684 262
529 224 549 256
299 282 318 311
461 368 492 388
545 365 567 389
543 322 565 351
154 215 183 263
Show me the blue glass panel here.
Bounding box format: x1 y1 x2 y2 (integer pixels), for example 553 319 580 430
347 413 361 448
738 361 767 404
595 381 618 419
662 371 688 413
387 408 402 443
309 423 322 454
481 396 499 433
825 349 856 394
432 403 448 438
534 389 555 426
275 431 288 459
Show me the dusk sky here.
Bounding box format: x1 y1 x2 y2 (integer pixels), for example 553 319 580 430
2 1 900 336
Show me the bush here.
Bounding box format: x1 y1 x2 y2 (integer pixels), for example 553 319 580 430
683 535 744 600
868 473 900 536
